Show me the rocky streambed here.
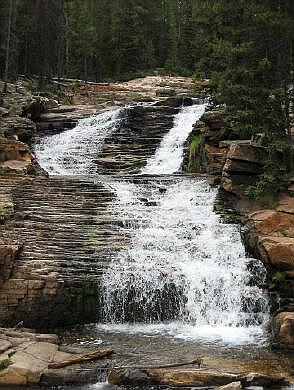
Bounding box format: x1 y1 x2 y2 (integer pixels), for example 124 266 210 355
0 77 293 389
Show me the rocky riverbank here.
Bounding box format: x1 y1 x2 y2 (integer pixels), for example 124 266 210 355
0 327 112 386
184 107 294 350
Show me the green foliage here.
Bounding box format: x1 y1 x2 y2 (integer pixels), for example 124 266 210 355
188 134 204 173
0 359 11 371
272 272 286 282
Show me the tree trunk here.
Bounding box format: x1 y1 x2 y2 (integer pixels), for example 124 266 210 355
3 0 13 92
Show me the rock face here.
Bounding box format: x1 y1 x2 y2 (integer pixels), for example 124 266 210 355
0 176 116 327
242 194 294 349
182 109 233 181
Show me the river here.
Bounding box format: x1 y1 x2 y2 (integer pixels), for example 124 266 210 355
32 102 293 389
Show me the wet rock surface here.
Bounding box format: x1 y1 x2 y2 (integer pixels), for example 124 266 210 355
95 105 179 174
0 328 111 386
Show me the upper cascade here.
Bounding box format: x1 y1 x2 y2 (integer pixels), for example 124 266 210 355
142 103 206 175
34 108 124 176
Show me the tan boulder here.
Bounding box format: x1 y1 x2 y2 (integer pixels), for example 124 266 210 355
23 341 58 362
0 366 27 385
0 137 31 163
273 312 294 349
148 369 240 387
217 381 242 390
260 236 294 270
10 350 48 383
227 143 267 164
0 340 12 354
249 210 294 237
0 342 58 385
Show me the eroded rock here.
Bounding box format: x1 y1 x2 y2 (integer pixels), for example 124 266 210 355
260 236 294 270
273 312 294 349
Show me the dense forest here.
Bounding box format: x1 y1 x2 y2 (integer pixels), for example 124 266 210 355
0 0 293 192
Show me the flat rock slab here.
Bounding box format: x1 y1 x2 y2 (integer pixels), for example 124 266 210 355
0 328 113 386
108 368 289 388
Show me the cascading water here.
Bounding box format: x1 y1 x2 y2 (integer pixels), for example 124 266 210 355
141 103 206 174
101 102 269 343
34 108 125 175
34 101 269 345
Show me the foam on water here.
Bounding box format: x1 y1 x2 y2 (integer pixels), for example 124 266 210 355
141 103 206 174
34 108 124 175
102 178 269 339
102 102 269 343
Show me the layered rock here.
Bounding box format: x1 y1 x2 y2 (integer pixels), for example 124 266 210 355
0 116 36 143
36 105 100 134
221 142 267 196
95 105 179 174
0 176 117 327
182 109 233 181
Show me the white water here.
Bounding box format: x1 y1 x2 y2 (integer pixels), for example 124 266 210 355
142 103 206 174
102 178 269 343
33 102 269 345
101 102 269 344
34 108 124 175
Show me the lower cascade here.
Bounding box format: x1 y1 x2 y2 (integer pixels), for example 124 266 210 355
34 101 269 344
102 177 268 333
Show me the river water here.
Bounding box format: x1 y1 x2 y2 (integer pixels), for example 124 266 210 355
33 103 293 389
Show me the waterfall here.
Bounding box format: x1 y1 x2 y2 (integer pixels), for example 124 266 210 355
101 102 269 343
141 103 206 174
34 108 125 176
33 101 269 344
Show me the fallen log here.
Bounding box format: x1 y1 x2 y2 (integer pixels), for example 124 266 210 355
112 357 203 370
48 349 113 369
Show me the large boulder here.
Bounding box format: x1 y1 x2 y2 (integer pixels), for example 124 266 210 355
260 236 294 271
22 97 59 122
226 143 267 164
273 312 294 349
0 116 36 143
249 210 294 237
221 142 268 196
